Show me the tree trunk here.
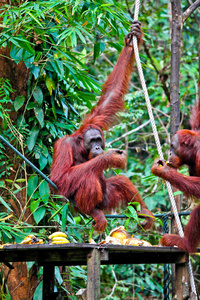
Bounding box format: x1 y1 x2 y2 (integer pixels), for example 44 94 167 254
0 1 38 298
170 0 182 137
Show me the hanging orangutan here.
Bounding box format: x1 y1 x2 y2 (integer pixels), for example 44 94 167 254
151 96 200 252
50 21 154 232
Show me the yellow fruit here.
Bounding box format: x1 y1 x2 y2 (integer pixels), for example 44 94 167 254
123 238 140 246
20 235 43 245
110 226 131 241
49 232 67 239
51 237 69 242
111 231 127 240
20 235 34 244
52 240 69 244
105 236 121 245
123 237 152 246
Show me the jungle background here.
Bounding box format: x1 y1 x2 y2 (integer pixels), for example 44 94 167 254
0 0 199 299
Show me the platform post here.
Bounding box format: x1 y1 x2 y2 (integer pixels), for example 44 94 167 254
173 255 190 300
43 264 55 300
87 248 101 300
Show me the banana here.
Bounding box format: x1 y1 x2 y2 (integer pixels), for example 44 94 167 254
20 235 43 245
52 239 69 244
51 237 69 242
20 234 35 244
49 232 68 239
21 237 32 244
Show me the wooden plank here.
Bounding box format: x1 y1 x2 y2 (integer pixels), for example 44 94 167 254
0 244 189 266
101 245 187 265
87 249 101 300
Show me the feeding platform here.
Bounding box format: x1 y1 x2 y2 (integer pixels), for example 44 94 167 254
0 243 190 300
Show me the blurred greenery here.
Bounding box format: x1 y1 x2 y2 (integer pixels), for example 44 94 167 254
0 0 199 299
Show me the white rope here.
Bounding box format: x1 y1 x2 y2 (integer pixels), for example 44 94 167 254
133 0 197 297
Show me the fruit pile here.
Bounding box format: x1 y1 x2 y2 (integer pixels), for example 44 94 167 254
20 234 43 245
48 232 70 244
99 226 152 246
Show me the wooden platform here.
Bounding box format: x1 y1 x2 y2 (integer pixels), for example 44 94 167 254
0 243 186 264
0 243 189 299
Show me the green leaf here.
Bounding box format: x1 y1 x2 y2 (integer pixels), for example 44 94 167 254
39 154 47 170
33 86 43 104
93 42 100 62
34 106 44 126
34 206 46 224
61 203 69 232
48 206 63 222
27 102 36 110
124 218 130 231
39 180 50 201
51 60 64 78
0 196 13 212
2 229 12 239
16 179 26 183
27 127 39 151
10 37 35 55
71 30 77 47
72 227 83 241
26 11 43 27
129 201 141 211
45 76 55 95
5 179 13 183
30 200 40 213
33 281 42 300
14 95 25 111
126 205 139 223
93 42 105 63
173 191 183 196
100 41 105 53
27 175 39 197
75 28 86 44
55 267 63 285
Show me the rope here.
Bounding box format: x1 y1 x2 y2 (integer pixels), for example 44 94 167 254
133 0 197 297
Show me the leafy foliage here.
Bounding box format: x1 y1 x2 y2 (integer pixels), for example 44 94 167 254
0 0 199 299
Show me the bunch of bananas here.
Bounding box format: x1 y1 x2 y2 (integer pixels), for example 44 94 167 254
49 232 70 244
20 234 43 245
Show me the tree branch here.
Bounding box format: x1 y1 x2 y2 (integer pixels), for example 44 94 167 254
182 0 200 23
107 119 151 146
